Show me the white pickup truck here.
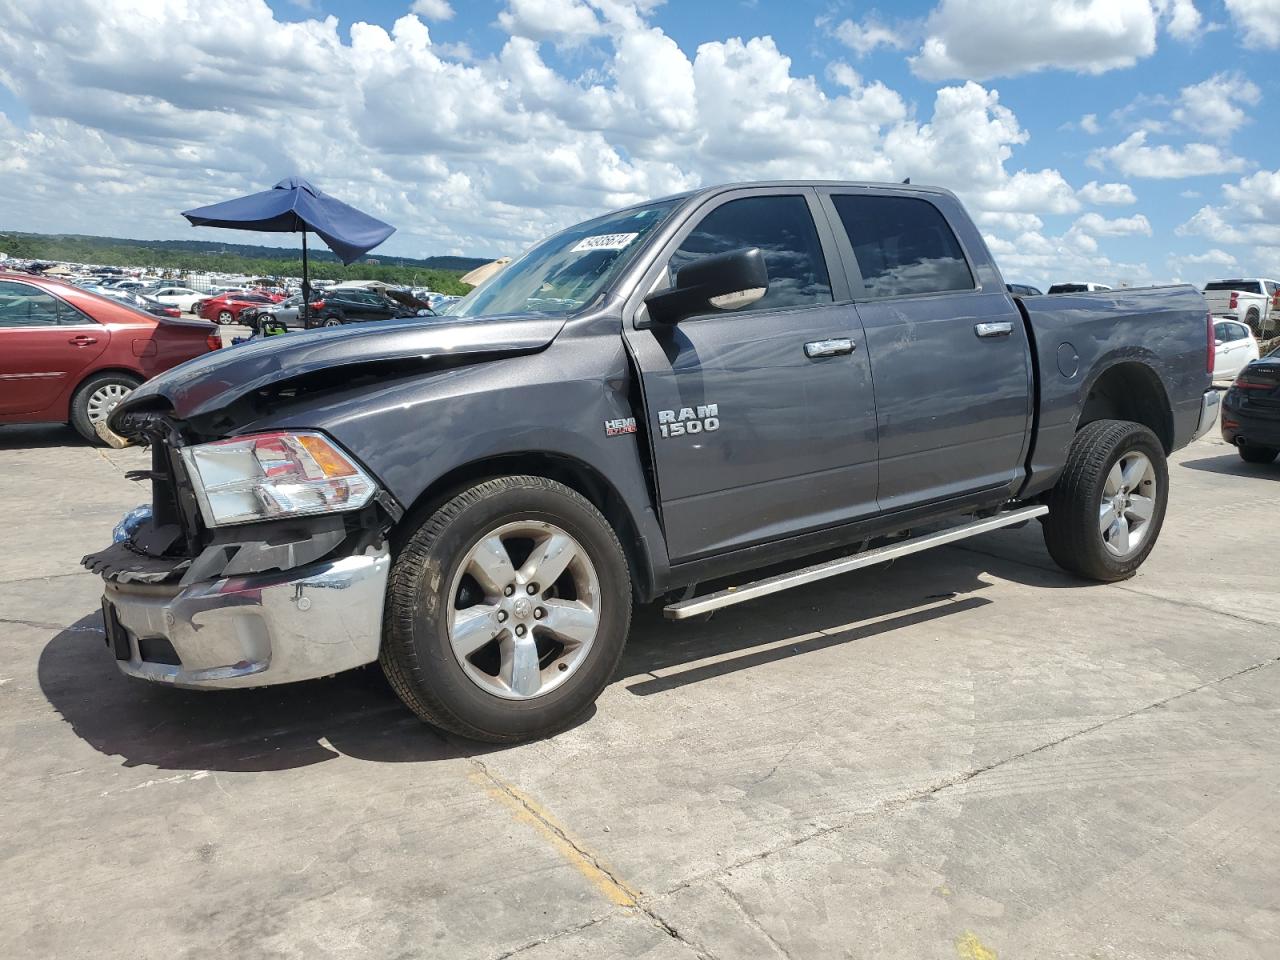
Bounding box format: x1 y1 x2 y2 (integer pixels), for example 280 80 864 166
1202 278 1280 338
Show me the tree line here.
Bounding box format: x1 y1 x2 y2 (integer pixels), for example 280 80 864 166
1 232 474 295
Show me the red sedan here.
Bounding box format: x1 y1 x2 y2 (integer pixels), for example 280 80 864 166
197 291 278 324
0 273 220 442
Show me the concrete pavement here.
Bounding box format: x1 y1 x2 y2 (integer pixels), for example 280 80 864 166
1 423 1277 959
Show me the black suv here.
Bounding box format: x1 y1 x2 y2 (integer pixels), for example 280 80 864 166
306 289 416 328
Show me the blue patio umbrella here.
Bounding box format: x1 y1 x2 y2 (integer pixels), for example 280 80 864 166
182 177 395 323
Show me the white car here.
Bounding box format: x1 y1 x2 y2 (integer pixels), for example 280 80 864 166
1213 318 1261 381
149 285 205 313
1202 279 1280 337
1047 281 1113 294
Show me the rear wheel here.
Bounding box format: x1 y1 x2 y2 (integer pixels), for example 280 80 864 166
1238 444 1278 464
70 372 142 443
322 316 342 327
381 476 632 743
217 310 233 324
1043 419 1168 582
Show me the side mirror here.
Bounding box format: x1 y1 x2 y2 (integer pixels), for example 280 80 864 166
644 247 768 325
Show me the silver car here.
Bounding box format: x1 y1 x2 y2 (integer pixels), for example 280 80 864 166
255 294 304 328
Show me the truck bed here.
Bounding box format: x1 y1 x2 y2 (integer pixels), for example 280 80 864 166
1016 284 1210 498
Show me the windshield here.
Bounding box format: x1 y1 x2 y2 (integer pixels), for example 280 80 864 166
450 199 682 319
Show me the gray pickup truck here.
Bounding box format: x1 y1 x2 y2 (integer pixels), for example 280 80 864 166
85 180 1219 743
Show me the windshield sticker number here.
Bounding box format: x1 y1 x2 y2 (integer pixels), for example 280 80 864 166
570 232 639 253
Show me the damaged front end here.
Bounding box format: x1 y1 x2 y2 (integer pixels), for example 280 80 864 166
83 410 401 688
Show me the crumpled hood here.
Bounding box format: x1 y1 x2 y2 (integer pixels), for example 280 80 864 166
114 313 566 422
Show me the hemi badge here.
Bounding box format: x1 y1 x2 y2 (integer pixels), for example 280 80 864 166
604 417 637 437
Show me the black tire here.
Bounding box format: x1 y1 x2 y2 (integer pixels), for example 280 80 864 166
381 476 632 743
1238 444 1279 464
70 372 142 443
217 310 233 325
1245 309 1261 336
1042 419 1169 582
322 316 342 327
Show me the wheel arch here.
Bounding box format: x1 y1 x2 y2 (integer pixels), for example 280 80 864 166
70 365 146 404
1076 359 1174 452
396 451 655 602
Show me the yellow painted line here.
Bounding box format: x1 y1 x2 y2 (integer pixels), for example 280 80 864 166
956 931 998 960
470 768 638 909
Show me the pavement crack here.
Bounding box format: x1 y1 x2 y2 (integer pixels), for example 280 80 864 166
487 914 611 959
952 541 1280 629
892 652 1280 811
661 652 1280 899
468 755 717 958
0 570 93 586
711 879 796 959
1110 582 1280 630
0 615 74 631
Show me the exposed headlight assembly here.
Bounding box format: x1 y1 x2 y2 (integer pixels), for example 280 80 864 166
180 431 377 527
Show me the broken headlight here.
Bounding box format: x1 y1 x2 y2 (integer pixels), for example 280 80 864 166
180 431 377 527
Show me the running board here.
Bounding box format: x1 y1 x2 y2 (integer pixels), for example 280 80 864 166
663 505 1048 620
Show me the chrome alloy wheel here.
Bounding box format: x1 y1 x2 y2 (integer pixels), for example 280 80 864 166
447 520 600 700
1099 451 1157 558
86 382 133 424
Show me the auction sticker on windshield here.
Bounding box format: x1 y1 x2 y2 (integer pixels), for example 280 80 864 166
571 232 639 252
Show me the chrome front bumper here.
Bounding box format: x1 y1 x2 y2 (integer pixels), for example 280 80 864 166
101 546 390 689
1195 388 1222 440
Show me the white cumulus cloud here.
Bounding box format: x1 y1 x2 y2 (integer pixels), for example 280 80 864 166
1072 212 1153 236
1224 0 1280 49
1090 131 1248 178
1079 181 1138 205
910 0 1161 81
0 0 1235 287
832 16 912 56
410 0 454 20
1172 72 1261 135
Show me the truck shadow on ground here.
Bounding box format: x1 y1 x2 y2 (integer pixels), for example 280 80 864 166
1179 452 1280 478
38 529 1086 774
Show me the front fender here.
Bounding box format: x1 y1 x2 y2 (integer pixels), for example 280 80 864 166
245 322 672 597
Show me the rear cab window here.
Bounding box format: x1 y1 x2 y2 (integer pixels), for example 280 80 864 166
826 194 974 299
1205 280 1262 294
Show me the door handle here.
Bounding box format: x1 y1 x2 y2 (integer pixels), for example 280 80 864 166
68 335 98 346
974 321 1013 338
804 338 855 358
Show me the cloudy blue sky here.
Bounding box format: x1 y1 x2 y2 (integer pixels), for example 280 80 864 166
0 0 1277 288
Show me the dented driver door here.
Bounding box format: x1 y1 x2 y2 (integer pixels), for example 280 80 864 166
624 188 880 563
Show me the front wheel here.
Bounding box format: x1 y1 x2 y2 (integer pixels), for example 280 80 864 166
217 310 234 325
1042 419 1169 582
381 476 632 743
1239 444 1278 464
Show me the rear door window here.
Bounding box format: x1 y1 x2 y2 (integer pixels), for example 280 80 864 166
668 195 833 313
829 194 974 299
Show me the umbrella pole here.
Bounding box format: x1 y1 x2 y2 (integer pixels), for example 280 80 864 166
301 229 311 326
